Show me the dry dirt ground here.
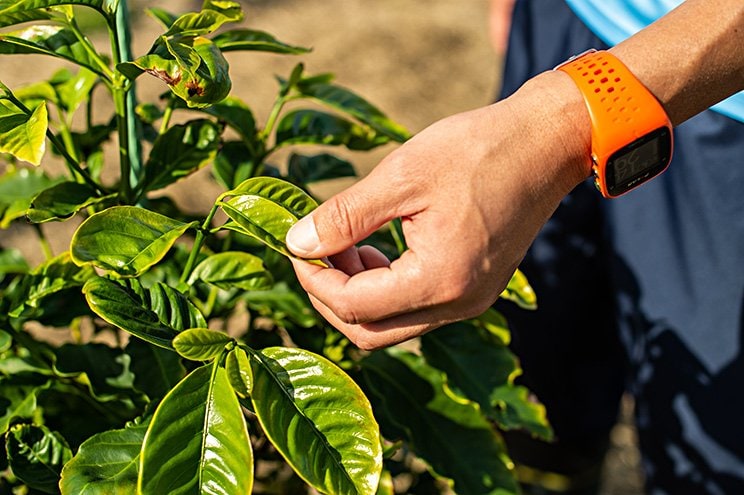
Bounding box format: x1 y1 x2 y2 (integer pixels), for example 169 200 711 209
1 1 643 493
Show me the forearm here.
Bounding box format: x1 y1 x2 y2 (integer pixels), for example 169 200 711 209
611 0 744 125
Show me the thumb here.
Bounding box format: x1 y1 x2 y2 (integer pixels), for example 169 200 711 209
286 174 406 259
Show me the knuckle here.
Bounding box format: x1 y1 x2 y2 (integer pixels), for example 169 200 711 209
328 299 363 326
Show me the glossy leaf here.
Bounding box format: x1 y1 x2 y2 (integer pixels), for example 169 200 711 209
6 423 72 494
189 251 273 291
0 0 119 17
0 377 47 434
0 166 58 228
295 77 409 142
174 95 256 141
54 343 136 401
126 337 186 400
0 100 47 165
242 282 318 329
53 66 98 114
71 206 197 277
500 269 537 310
9 252 95 316
0 6 52 28
140 119 220 193
0 25 107 77
138 362 253 495
218 177 318 258
164 0 242 37
473 307 511 346
83 276 206 349
212 29 310 54
250 346 382 495
420 322 552 440
288 153 357 185
59 417 150 495
225 346 252 398
172 327 233 361
213 140 257 190
27 181 112 223
276 109 388 151
119 36 231 108
361 348 518 495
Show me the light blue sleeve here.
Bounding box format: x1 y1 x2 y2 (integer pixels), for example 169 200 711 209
565 0 744 123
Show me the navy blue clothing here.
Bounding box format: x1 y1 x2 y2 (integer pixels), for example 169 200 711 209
498 2 744 494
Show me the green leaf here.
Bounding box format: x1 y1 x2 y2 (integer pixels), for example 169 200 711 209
83 276 206 349
140 119 220 193
0 25 107 78
361 348 518 495
212 140 257 190
70 206 197 277
276 109 389 151
420 322 551 440
0 6 52 28
172 327 232 361
59 416 150 495
472 307 511 346
145 6 177 29
164 0 242 37
188 251 273 291
0 377 47 434
0 0 120 18
225 346 252 398
138 362 253 495
212 28 310 54
119 36 231 108
0 100 47 165
173 95 256 141
295 77 409 142
9 251 95 317
27 181 113 223
54 343 136 401
5 424 72 494
250 346 382 495
242 282 318 329
54 66 99 114
0 166 58 228
0 329 11 352
135 102 163 124
126 337 186 400
288 153 357 185
218 177 318 258
499 269 537 310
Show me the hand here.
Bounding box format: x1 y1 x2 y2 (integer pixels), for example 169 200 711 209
287 71 590 350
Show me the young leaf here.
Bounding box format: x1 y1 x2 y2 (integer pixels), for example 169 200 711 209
499 268 537 310
276 109 389 150
27 181 113 223
225 346 252 398
140 119 220 193
218 177 318 258
172 327 233 361
0 0 120 18
250 346 382 495
188 251 273 291
70 206 198 277
288 153 357 185
295 78 409 142
361 348 518 495
420 321 552 440
164 0 243 37
83 277 206 350
126 337 186 400
0 25 108 78
138 362 253 495
0 100 47 165
212 29 310 54
59 417 150 495
5 423 72 494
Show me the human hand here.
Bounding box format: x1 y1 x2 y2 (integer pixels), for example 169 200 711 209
287 71 590 350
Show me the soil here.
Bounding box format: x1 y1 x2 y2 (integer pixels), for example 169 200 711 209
0 1 644 493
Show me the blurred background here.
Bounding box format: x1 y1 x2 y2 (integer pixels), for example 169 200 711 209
0 1 644 493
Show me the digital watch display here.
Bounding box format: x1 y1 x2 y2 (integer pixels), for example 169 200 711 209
556 50 674 198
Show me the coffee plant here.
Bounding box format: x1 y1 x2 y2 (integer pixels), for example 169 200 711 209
0 0 552 493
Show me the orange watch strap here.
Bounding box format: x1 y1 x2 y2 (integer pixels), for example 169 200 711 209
556 50 672 196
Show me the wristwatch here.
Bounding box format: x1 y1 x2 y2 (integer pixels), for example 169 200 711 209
556 49 673 198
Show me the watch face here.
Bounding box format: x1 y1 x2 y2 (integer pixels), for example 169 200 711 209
606 126 672 197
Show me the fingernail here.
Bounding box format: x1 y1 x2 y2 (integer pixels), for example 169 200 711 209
286 215 320 256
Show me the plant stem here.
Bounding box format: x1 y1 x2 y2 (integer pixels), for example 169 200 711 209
159 98 175 135
258 95 288 145
33 224 53 260
45 129 104 193
180 203 221 286
67 17 115 81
